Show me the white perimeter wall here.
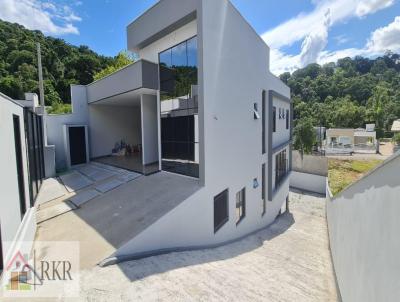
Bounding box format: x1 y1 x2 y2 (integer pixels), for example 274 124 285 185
113 0 291 259
327 153 400 302
290 171 326 194
89 105 141 158
0 94 35 265
46 85 89 170
141 94 158 165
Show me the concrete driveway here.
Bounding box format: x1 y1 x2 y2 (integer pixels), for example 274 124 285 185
73 189 338 301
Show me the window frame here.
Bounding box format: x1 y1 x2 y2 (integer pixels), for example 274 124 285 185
286 109 289 129
262 91 266 154
214 189 229 233
262 163 266 216
236 187 246 225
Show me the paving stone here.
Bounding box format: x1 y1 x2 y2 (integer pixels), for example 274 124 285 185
59 171 93 193
69 189 100 207
95 179 124 193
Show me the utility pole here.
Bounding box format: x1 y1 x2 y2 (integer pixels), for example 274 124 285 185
37 42 47 145
37 43 45 107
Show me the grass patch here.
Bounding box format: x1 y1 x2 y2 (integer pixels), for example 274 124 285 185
328 159 382 196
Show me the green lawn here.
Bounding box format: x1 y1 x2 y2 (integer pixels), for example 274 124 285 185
328 159 383 196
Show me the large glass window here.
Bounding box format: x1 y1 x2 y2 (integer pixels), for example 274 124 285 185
159 36 199 178
273 106 276 133
262 91 266 154
262 163 266 215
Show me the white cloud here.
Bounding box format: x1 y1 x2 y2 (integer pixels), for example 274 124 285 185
270 16 400 75
264 0 396 75
334 34 350 45
299 9 331 66
262 0 394 49
355 0 394 17
367 16 400 52
0 0 81 35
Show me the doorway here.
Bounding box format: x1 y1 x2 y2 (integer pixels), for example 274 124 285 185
67 126 88 166
13 115 26 219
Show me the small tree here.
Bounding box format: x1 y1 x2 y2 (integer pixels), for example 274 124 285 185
293 118 316 155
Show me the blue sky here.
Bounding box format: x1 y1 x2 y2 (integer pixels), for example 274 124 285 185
0 0 399 74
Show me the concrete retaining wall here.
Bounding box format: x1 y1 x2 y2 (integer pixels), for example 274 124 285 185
290 151 327 194
326 152 400 302
290 171 326 194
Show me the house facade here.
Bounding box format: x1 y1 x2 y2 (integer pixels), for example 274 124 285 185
1 0 292 267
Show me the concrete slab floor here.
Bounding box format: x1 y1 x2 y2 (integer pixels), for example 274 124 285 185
34 171 200 270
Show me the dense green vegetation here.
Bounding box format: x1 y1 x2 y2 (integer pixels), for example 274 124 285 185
0 19 117 111
280 53 400 138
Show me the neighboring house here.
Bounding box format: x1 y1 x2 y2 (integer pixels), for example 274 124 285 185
391 119 400 133
325 125 377 154
44 0 292 261
0 92 45 272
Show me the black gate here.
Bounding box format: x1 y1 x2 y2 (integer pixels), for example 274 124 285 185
24 109 45 206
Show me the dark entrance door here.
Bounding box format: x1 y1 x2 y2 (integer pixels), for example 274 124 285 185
69 126 87 165
13 115 26 218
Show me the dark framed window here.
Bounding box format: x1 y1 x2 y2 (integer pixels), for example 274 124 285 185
275 149 287 188
286 109 289 129
262 164 266 216
273 106 276 133
214 189 229 233
262 91 266 154
236 187 246 224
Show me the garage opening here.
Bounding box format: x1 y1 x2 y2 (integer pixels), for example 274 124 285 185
89 90 159 175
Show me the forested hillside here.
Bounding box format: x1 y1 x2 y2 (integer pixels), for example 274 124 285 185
280 53 400 137
0 19 115 110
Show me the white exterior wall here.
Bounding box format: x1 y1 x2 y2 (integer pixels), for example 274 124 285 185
0 94 35 266
88 105 142 158
113 0 291 259
139 20 197 63
327 154 400 302
141 95 158 165
46 85 89 170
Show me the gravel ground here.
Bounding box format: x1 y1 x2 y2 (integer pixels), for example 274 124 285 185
1 189 337 302
76 189 337 302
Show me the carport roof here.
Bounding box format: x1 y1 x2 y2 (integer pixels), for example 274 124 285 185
86 59 159 104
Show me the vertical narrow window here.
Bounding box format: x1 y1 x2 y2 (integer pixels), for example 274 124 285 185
214 189 229 233
262 91 266 154
236 187 246 224
273 106 276 133
262 163 266 215
286 109 289 129
13 115 26 219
